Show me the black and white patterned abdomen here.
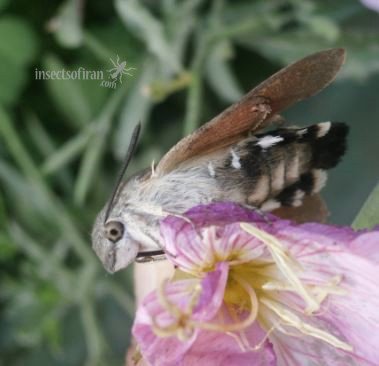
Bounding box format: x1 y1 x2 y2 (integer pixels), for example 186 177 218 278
206 122 348 211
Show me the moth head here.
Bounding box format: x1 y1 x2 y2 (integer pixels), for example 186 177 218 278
91 210 139 273
91 123 141 273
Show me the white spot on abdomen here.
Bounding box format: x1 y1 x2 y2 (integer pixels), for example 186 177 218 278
231 149 241 169
317 122 331 138
256 135 283 149
297 128 307 136
312 169 327 193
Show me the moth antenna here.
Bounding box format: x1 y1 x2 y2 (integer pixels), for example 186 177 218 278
103 122 142 223
136 249 165 261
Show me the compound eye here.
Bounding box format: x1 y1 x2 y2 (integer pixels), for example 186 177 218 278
104 221 124 243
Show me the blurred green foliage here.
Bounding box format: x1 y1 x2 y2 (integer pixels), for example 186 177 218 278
0 0 378 365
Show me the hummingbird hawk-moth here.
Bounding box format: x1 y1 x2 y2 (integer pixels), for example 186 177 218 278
92 48 348 273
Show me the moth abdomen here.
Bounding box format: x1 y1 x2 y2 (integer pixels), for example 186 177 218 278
308 122 349 169
217 121 348 210
261 169 327 210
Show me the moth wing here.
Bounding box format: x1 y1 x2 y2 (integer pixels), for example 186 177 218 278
272 194 329 224
156 48 345 174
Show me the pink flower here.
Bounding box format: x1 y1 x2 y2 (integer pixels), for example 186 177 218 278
361 0 379 12
133 203 379 365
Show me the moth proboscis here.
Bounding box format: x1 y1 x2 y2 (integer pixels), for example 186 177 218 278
92 48 348 273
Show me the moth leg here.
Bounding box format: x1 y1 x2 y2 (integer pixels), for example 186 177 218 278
248 114 287 140
266 114 287 127
159 210 195 225
240 203 273 225
131 204 192 224
249 100 272 131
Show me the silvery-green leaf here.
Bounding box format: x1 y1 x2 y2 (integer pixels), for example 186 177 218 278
353 182 379 229
49 0 83 48
113 59 156 159
205 41 243 103
115 0 181 74
42 54 91 128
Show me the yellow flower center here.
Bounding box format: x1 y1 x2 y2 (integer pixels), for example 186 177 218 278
152 223 353 352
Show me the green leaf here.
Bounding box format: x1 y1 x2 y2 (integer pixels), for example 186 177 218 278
305 16 340 42
0 57 26 106
115 0 181 73
0 233 17 261
0 16 38 66
42 54 92 128
25 112 73 193
340 32 379 80
250 31 379 81
0 17 38 106
113 59 156 159
164 0 203 64
0 0 9 12
205 41 243 103
74 84 127 204
41 125 94 176
85 21 143 64
49 0 83 48
0 107 93 261
352 182 379 229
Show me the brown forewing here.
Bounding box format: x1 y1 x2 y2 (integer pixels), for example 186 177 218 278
156 48 345 175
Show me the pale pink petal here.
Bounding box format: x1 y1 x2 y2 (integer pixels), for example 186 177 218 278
269 325 365 366
161 204 274 270
149 202 379 365
133 263 229 365
299 222 360 243
160 215 206 272
182 202 277 227
266 308 378 366
194 262 229 316
267 224 379 365
348 231 379 263
133 314 194 365
182 321 276 366
260 297 377 365
218 224 271 262
361 0 379 12
318 251 379 364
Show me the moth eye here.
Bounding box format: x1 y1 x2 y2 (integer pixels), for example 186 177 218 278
104 221 124 243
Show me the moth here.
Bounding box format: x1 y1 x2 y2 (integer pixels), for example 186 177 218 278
92 48 348 273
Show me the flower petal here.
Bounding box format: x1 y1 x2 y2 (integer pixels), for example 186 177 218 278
161 204 274 272
181 321 276 366
144 202 379 365
269 222 379 364
361 0 379 12
349 231 379 263
133 263 229 365
182 202 277 227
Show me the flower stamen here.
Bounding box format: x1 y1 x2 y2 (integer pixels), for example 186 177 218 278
193 275 258 332
152 280 202 340
260 297 353 351
157 279 182 318
241 223 320 314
